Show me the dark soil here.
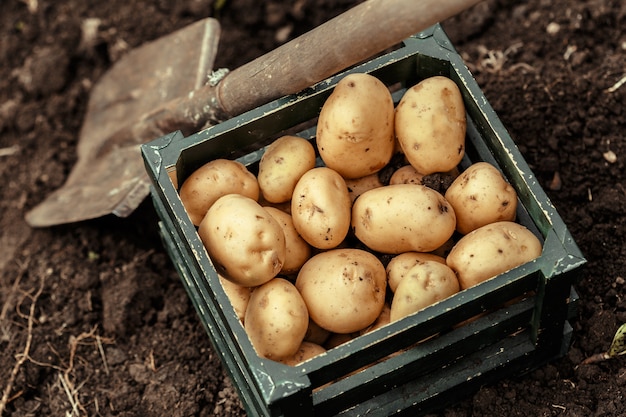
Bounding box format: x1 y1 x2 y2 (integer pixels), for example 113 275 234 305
1 0 625 416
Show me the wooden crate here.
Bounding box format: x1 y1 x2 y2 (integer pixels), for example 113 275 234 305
142 24 585 416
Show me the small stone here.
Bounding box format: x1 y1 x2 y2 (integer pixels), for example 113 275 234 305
546 22 561 35
603 150 617 163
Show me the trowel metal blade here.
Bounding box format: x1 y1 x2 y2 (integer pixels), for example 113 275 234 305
25 17 220 227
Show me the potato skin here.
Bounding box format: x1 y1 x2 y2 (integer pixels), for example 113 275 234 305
395 76 466 175
446 221 543 290
389 165 424 185
179 158 259 226
244 278 309 360
345 173 384 203
279 341 327 366
386 252 447 293
258 135 316 203
351 184 456 254
316 73 395 179
390 260 460 322
217 273 252 323
359 303 391 335
295 249 387 334
198 194 285 287
291 167 352 249
264 206 312 275
304 319 331 346
445 162 518 234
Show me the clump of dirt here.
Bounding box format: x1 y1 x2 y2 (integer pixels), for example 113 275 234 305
1 0 625 416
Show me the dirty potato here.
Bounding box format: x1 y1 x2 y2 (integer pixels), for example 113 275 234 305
295 248 387 334
446 221 543 290
390 260 460 322
198 194 285 287
291 167 351 249
445 161 518 234
244 278 309 360
389 165 424 185
316 73 395 179
179 158 259 226
351 184 456 254
279 341 327 366
386 252 447 293
395 76 466 175
264 206 312 275
217 273 252 323
345 173 384 203
258 135 316 203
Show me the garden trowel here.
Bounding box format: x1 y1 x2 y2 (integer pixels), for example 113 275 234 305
25 0 483 227
25 18 221 227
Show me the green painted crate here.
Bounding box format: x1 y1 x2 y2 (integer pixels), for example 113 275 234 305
142 24 586 417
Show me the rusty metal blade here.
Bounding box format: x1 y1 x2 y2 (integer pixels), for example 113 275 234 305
25 18 220 227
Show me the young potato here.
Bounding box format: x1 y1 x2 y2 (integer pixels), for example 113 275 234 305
217 273 252 323
386 252 446 293
304 318 331 346
295 248 387 334
324 332 360 350
360 303 391 335
345 173 384 203
395 76 466 175
279 341 327 366
446 221 543 290
351 184 456 254
291 167 352 249
316 73 395 179
389 165 424 185
179 158 259 226
445 162 518 235
258 135 316 203
263 206 312 275
390 260 460 322
198 194 285 287
244 278 309 360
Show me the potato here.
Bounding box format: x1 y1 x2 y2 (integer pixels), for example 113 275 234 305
258 135 316 203
360 303 391 335
446 221 543 290
179 158 259 226
386 252 446 293
304 318 331 346
218 273 252 323
291 167 352 249
445 162 518 235
389 165 424 185
351 184 456 254
198 194 285 287
390 260 460 322
295 248 387 334
264 206 312 275
316 73 395 179
279 342 327 366
244 278 309 360
324 332 360 350
345 173 384 203
395 76 466 175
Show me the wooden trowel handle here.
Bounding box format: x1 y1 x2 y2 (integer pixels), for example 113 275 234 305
215 0 483 117
141 0 482 139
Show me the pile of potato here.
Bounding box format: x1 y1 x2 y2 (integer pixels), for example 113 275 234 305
178 73 543 365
